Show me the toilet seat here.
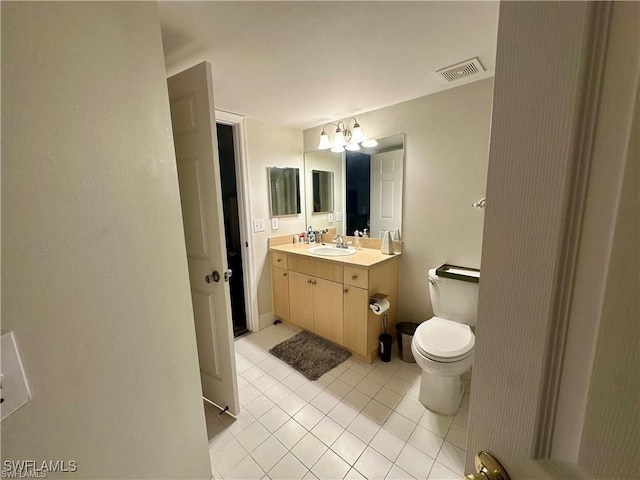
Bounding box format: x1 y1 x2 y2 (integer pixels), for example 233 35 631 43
414 317 474 363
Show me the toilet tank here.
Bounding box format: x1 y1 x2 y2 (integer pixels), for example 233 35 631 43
428 267 480 326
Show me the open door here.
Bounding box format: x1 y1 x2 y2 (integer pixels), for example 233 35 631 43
168 62 240 416
467 2 638 479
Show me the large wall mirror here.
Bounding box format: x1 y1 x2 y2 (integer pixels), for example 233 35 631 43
304 134 404 238
268 167 301 217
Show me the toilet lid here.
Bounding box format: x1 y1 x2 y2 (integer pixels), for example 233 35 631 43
414 317 474 361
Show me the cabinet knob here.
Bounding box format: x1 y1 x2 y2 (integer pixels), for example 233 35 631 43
277 258 282 262
344 288 349 293
351 274 358 280
307 279 312 284
312 280 317 285
283 272 288 277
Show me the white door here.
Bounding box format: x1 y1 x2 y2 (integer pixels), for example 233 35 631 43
168 62 240 416
370 149 404 238
467 2 638 479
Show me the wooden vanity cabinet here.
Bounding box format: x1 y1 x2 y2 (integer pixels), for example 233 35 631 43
270 248 399 363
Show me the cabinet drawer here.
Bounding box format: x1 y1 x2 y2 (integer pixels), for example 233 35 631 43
288 255 343 283
344 266 368 289
271 251 288 269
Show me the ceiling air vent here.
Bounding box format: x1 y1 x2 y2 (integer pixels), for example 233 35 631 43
435 57 485 83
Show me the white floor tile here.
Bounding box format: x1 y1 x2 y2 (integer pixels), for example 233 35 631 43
428 461 460 479
223 412 256 436
254 373 279 393
252 436 288 472
296 381 323 402
385 464 416 480
349 359 375 376
355 377 384 397
383 412 417 441
408 424 445 459
268 452 309 480
310 390 341 413
395 443 435 480
239 383 262 405
339 369 365 387
325 378 353 399
236 421 271 453
211 438 248 475
435 441 465 475
375 387 403 409
362 399 393 425
245 394 276 419
342 389 371 412
291 433 328 469
385 376 411 395
394 397 426 423
259 405 291 433
275 419 307 450
348 413 381 443
370 428 406 462
293 403 325 431
282 372 308 391
265 382 294 403
453 406 469 427
280 392 308 416
445 422 467 450
331 430 367 465
354 446 393 480
311 416 344 447
271 365 296 381
419 409 454 438
225 455 264 480
344 468 367 480
314 372 336 389
243 365 268 383
311 448 351 480
328 402 359 426
366 367 392 386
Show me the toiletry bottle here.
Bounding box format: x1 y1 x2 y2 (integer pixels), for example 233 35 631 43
353 230 361 250
363 229 369 238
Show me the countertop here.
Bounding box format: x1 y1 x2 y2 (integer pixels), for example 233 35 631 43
269 243 401 268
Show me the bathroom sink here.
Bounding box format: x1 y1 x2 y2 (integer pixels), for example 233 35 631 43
308 246 357 257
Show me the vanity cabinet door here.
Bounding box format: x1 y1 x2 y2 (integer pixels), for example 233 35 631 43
313 277 344 345
343 286 369 356
271 266 290 322
288 271 315 331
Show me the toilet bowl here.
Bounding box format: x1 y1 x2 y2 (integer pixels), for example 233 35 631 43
411 317 474 415
412 267 479 415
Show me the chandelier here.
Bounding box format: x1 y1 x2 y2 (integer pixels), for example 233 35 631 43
317 117 378 153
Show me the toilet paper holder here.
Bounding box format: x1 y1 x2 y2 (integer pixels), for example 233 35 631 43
369 293 390 315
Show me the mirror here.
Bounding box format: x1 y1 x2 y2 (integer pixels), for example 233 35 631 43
304 134 404 238
268 167 301 217
312 170 334 213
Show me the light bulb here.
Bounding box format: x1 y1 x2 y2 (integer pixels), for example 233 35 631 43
345 142 361 151
351 123 364 144
334 128 346 147
318 131 331 150
331 144 345 153
361 138 378 148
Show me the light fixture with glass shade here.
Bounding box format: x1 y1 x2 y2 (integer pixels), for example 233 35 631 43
317 117 377 152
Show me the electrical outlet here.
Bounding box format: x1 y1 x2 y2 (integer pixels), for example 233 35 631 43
253 218 265 233
335 212 344 222
1 331 30 422
271 218 279 230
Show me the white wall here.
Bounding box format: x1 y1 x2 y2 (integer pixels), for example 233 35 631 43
304 79 493 322
243 119 305 327
1 3 211 479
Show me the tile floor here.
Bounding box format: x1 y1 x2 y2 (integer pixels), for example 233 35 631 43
206 324 470 480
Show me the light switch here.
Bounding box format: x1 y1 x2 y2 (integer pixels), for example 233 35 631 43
327 213 334 223
1 331 31 422
253 218 265 232
271 218 279 230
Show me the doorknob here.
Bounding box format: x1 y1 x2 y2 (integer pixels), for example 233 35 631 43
205 271 220 283
465 452 510 480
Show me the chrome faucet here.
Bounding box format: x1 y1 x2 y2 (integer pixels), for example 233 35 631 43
333 235 347 248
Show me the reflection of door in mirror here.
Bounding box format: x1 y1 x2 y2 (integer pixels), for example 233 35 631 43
312 170 334 213
370 149 404 238
268 167 301 217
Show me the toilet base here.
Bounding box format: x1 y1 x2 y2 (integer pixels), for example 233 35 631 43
418 370 464 416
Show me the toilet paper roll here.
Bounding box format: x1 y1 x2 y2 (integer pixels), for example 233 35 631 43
369 298 391 315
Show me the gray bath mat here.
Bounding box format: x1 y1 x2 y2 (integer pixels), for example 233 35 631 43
269 331 351 381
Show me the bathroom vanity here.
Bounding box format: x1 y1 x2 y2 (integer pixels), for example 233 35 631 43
269 239 400 363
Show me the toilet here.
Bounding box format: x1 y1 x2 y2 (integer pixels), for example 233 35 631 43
411 267 479 415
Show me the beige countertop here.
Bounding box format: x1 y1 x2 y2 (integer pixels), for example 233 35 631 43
269 242 401 267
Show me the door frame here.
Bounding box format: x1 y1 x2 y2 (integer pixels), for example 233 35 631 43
215 110 260 333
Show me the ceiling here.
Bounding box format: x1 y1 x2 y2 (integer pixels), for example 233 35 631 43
159 1 499 130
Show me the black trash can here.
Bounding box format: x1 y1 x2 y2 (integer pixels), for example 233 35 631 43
379 333 393 362
396 322 419 362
